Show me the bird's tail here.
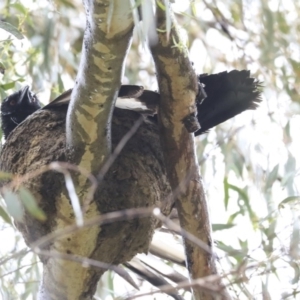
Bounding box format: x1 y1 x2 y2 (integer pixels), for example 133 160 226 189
195 70 262 135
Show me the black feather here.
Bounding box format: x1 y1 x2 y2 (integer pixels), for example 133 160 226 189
1 70 262 139
1 86 41 139
195 70 262 135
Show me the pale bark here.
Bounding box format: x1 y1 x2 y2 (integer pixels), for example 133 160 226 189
149 2 231 299
35 2 135 298
66 0 134 172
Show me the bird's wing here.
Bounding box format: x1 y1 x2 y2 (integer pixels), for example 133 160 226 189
43 85 160 115
116 90 160 115
42 89 73 109
118 85 144 98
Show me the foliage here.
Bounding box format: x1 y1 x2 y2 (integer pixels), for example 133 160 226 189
0 0 300 299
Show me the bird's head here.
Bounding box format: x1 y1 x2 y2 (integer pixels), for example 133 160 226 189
1 86 41 116
1 86 41 139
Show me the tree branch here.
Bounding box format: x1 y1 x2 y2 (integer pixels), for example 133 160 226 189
39 1 135 299
66 0 134 173
149 2 231 300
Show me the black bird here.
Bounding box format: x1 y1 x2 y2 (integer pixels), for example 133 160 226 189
0 84 156 139
1 70 261 139
1 86 41 139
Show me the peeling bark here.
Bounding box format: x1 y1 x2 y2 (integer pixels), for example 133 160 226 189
149 3 231 300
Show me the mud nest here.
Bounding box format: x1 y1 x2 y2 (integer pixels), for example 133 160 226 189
0 107 172 290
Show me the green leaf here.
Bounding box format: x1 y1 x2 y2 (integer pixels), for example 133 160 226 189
216 241 246 262
238 238 248 249
227 183 258 224
223 177 229 210
216 242 238 253
0 62 5 75
276 11 289 34
0 81 16 91
278 196 300 209
0 205 12 224
227 210 242 223
289 58 300 77
58 0 77 8
18 187 47 221
11 2 28 14
228 183 248 202
212 223 235 231
281 196 300 204
0 21 24 40
157 0 166 11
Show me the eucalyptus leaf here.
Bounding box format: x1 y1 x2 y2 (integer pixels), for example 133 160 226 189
212 223 235 231
0 62 5 75
18 187 47 221
0 205 12 224
0 81 16 91
278 196 300 209
0 21 24 40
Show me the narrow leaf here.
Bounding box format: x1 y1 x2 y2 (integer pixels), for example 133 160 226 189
0 21 24 39
0 62 5 75
0 82 16 91
18 187 47 221
212 223 235 231
223 177 229 210
278 196 300 209
0 205 12 224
